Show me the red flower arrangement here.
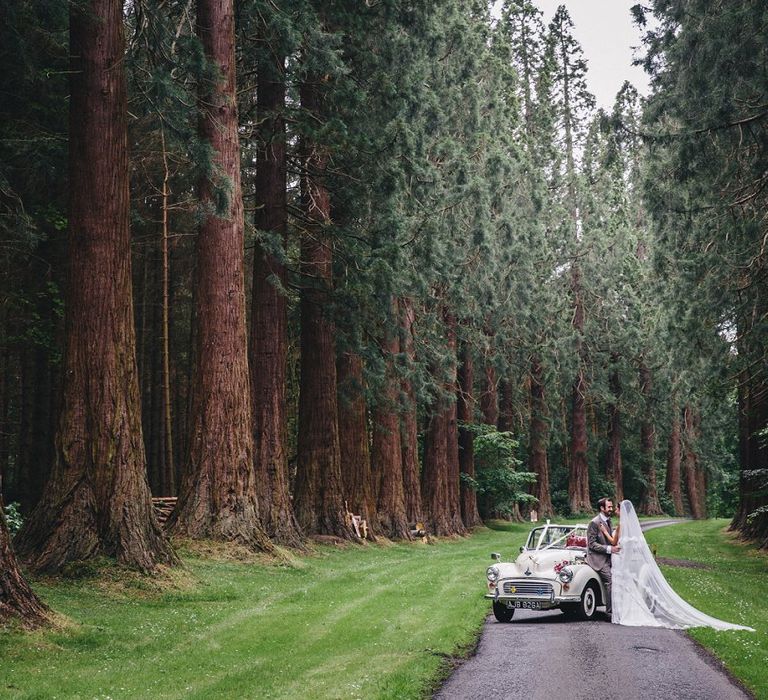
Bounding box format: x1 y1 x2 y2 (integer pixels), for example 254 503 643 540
553 560 570 574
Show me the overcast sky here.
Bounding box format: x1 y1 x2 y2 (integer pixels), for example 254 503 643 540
492 0 651 110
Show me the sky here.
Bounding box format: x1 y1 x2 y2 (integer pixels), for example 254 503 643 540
492 1 651 110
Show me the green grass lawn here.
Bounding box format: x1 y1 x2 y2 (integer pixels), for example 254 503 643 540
644 521 767 699
0 520 764 699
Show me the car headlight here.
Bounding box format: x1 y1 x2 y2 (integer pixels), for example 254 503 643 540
487 566 499 583
557 567 574 584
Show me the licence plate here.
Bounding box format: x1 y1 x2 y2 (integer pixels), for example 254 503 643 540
512 601 542 609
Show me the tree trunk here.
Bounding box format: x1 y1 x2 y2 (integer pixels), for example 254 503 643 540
568 263 591 515
292 76 351 539
422 311 465 536
605 364 623 503
249 49 303 548
638 362 663 515
498 379 517 433
337 352 377 535
14 0 177 573
731 370 768 540
456 343 483 529
373 306 410 539
568 369 591 513
480 362 499 427
682 405 706 519
168 0 272 551
0 494 49 628
18 343 53 511
665 404 684 516
529 356 553 517
399 298 423 525
458 342 481 528
444 315 466 534
159 128 176 498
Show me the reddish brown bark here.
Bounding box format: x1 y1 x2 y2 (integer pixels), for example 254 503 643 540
399 298 423 525
458 343 482 528
0 495 49 628
498 379 517 433
168 0 272 551
682 405 706 519
568 369 591 513
638 362 663 515
373 308 410 539
732 367 768 541
422 311 466 536
249 50 303 549
605 365 623 503
665 406 684 516
337 352 377 534
445 316 466 534
14 0 177 573
529 356 553 517
568 264 591 514
292 77 350 539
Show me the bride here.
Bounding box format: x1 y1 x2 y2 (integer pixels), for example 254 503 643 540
609 500 753 631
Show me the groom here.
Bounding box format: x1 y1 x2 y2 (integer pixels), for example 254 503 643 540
587 497 620 616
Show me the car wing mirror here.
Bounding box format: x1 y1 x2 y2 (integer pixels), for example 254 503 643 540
519 546 525 553
491 552 501 561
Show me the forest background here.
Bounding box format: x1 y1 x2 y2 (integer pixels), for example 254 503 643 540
0 0 766 626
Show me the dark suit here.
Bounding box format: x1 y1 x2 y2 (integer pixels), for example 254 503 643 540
587 515 613 614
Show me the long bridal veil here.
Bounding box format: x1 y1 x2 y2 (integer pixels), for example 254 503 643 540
612 500 754 631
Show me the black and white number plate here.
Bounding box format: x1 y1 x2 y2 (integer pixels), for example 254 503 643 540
512 601 542 609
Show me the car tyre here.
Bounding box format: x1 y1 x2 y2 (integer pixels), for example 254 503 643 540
492 601 515 623
575 583 598 620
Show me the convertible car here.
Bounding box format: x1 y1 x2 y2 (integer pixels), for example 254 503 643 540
485 522 607 622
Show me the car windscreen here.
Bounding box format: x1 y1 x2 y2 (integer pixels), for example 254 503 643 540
525 526 584 550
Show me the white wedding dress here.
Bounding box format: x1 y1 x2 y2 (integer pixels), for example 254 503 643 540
611 500 753 631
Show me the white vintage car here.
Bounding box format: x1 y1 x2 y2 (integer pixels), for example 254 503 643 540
485 522 607 622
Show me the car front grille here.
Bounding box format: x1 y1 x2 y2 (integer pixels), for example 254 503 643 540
501 580 554 598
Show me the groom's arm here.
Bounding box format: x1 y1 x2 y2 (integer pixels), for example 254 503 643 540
587 520 611 555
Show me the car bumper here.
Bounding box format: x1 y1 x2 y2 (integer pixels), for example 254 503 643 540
485 579 582 608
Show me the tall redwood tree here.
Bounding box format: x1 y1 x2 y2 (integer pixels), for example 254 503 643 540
665 405 684 516
14 0 177 573
529 356 554 516
458 342 481 528
168 0 272 551
605 361 623 503
373 302 411 539
422 311 466 536
249 48 303 548
292 76 350 539
337 352 376 534
682 405 706 519
399 298 423 526
0 493 49 627
638 362 663 514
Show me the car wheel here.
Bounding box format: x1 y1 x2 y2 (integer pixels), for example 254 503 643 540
493 601 515 623
575 583 598 620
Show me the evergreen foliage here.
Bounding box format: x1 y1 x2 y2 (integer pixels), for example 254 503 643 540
0 1 763 622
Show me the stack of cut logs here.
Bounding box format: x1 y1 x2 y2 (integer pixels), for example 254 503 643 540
152 497 177 526
409 522 427 540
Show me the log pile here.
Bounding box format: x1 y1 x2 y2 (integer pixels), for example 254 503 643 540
152 497 177 526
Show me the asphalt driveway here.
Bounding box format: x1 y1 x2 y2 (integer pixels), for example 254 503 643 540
434 520 753 700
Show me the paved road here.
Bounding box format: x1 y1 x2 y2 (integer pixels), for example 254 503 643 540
435 520 753 700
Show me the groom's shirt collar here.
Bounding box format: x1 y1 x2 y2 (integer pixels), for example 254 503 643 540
599 512 609 524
